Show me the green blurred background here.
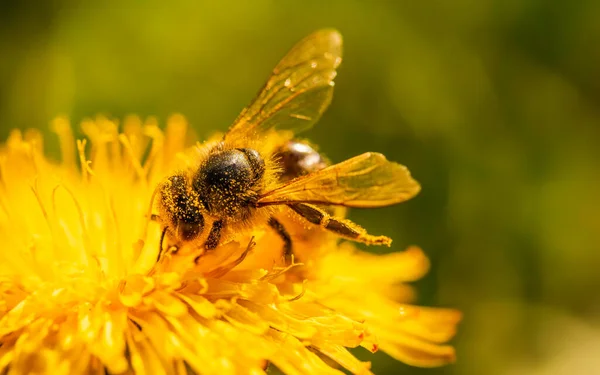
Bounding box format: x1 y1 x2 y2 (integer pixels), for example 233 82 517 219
2 1 600 374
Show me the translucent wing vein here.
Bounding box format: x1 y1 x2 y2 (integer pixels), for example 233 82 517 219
258 153 421 208
224 29 342 142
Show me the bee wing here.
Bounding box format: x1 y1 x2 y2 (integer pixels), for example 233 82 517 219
224 29 342 143
257 153 421 208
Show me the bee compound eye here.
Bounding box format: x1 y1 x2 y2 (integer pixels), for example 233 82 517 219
175 206 205 241
177 220 203 241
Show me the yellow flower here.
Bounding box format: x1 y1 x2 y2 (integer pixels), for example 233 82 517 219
0 115 461 375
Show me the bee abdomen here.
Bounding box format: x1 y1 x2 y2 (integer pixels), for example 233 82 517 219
276 141 328 180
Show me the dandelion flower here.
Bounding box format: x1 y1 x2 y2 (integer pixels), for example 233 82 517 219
0 115 461 374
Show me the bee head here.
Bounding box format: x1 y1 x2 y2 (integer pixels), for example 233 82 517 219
159 174 205 241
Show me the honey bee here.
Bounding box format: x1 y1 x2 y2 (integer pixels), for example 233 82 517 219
154 29 421 263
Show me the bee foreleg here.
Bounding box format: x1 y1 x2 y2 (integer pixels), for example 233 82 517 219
267 217 293 263
288 203 392 246
205 220 223 250
157 226 169 262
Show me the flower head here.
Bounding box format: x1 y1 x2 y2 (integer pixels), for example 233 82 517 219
0 115 460 374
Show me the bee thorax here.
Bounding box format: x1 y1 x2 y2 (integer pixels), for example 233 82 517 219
193 148 264 219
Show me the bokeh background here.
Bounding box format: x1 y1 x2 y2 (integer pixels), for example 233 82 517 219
2 1 600 374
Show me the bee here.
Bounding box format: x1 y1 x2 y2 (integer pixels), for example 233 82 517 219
154 29 421 263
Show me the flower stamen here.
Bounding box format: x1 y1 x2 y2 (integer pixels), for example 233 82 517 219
118 134 146 182
286 280 307 302
76 139 94 181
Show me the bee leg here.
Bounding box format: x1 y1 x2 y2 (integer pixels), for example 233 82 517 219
150 214 160 221
156 226 169 262
204 220 223 250
288 203 392 246
268 217 293 263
